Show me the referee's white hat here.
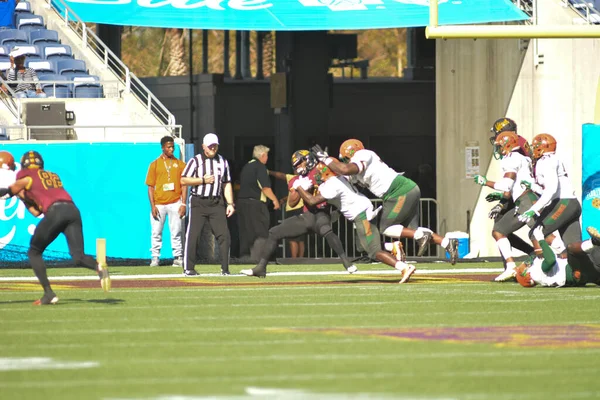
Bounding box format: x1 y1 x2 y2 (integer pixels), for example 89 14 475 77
203 133 219 146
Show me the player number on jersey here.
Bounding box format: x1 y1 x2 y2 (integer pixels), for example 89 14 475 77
38 171 63 189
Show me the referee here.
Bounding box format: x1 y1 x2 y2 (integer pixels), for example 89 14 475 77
181 133 235 276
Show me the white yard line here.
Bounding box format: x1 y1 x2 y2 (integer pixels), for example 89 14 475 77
0 268 502 282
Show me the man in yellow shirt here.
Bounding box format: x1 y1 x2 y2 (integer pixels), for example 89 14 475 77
146 136 187 267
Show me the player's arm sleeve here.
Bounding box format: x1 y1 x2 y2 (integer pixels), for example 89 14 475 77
493 160 517 192
350 151 371 174
529 160 559 214
539 240 557 273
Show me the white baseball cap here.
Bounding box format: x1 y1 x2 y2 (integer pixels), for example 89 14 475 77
203 133 219 146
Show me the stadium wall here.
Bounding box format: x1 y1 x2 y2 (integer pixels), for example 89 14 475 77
436 0 600 256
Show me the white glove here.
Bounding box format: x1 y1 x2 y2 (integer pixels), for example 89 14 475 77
532 225 545 242
292 176 313 191
518 209 538 223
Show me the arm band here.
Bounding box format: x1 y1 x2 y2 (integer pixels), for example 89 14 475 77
493 177 515 192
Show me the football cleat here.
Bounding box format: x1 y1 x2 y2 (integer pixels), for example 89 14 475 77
395 263 416 284
240 267 266 278
416 232 432 257
494 268 517 282
183 269 199 277
33 292 59 306
347 265 358 274
97 263 111 292
446 239 459 266
587 226 600 247
391 241 406 262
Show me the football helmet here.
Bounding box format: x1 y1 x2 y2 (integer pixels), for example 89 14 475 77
291 149 317 176
0 151 15 171
530 133 557 160
515 263 536 288
493 131 520 159
314 161 337 185
339 139 364 163
21 150 44 169
489 118 517 146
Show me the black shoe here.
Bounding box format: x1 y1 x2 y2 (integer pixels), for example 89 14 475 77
183 269 199 277
587 227 600 247
416 232 432 257
446 239 459 266
221 270 231 276
33 292 59 306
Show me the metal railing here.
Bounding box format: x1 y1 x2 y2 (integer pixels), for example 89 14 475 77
279 198 440 260
0 124 182 141
43 0 176 126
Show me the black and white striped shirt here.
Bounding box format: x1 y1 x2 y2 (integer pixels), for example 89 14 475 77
182 152 231 198
6 67 41 92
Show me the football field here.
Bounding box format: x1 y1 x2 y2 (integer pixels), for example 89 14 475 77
1 262 600 400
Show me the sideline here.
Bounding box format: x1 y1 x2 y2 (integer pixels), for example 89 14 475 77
0 268 503 282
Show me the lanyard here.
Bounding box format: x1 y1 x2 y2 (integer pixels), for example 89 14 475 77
162 157 174 182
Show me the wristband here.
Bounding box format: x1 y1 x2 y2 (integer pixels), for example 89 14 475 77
180 203 186 207
324 158 333 166
227 203 235 207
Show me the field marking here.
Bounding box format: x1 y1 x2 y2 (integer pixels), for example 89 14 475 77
2 368 600 390
0 267 502 282
0 357 98 371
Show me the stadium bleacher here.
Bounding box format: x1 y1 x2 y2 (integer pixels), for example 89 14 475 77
0 1 102 98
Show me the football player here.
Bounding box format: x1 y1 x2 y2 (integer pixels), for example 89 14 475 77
294 161 416 284
518 134 581 254
473 131 542 282
311 140 458 265
0 151 111 305
0 150 17 200
483 118 537 258
516 226 600 288
240 150 357 278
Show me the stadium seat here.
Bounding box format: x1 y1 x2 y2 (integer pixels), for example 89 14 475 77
0 60 10 72
13 44 40 58
40 43 73 60
57 59 87 77
14 1 32 13
26 59 56 74
0 30 28 46
16 14 45 32
39 74 72 98
72 75 103 98
29 29 60 45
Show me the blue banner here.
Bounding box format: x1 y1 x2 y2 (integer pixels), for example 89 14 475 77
0 142 182 261
582 123 600 240
60 0 528 30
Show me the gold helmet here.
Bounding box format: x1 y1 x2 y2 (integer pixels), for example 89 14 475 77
531 133 557 160
493 131 521 159
291 149 316 176
314 161 337 185
21 150 44 169
339 139 364 162
0 151 15 171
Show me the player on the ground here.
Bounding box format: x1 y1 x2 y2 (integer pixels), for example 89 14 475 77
518 134 581 253
0 151 110 305
296 161 416 284
311 140 458 264
515 226 600 288
241 150 357 278
473 131 542 282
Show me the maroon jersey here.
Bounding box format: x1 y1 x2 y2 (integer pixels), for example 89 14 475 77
17 168 73 213
288 169 327 212
517 135 533 158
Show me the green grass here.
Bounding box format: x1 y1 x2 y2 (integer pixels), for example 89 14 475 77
1 263 599 400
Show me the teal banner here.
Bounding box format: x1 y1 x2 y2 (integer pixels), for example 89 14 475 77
59 0 528 30
0 142 181 262
582 123 600 240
